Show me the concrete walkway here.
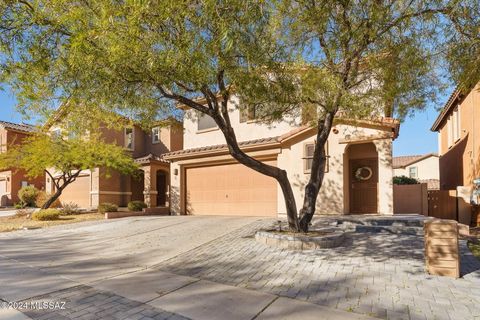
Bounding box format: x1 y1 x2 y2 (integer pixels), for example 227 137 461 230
1 215 480 319
0 209 17 217
0 216 374 320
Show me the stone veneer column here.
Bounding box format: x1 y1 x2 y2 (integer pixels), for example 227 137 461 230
142 166 158 208
374 139 394 215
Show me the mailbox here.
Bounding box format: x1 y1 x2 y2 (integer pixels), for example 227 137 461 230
424 219 460 278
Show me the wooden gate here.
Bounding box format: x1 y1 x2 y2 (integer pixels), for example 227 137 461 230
427 190 457 220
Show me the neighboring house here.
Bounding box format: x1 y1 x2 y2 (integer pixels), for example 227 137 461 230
393 153 440 189
431 83 480 190
0 120 45 206
164 96 400 217
45 119 183 210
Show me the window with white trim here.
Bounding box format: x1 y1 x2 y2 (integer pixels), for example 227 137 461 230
197 113 217 131
125 128 134 150
152 127 160 143
304 141 329 173
409 166 417 178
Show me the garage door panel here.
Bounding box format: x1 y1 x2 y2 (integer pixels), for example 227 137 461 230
186 161 277 217
59 175 90 208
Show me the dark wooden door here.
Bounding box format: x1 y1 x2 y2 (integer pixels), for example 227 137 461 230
156 171 167 206
350 158 378 214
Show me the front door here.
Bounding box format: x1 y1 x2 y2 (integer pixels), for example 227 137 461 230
350 158 378 214
156 171 167 206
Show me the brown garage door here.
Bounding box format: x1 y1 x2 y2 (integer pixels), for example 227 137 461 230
186 160 277 216
59 175 91 208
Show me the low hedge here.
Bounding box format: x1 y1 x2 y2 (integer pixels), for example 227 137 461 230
98 202 118 213
128 201 147 212
32 209 61 221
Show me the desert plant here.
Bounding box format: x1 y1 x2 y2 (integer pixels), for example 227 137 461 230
393 176 420 185
36 191 62 208
32 209 61 221
18 186 39 207
127 201 147 212
61 202 80 215
14 202 25 209
98 203 118 214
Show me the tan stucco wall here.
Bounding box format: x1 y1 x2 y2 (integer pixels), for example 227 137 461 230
0 128 45 206
183 96 299 149
170 123 394 216
437 83 480 189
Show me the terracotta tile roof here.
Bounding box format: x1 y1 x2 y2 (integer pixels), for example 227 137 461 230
420 179 440 190
134 153 169 164
163 136 281 159
0 120 35 133
393 153 438 168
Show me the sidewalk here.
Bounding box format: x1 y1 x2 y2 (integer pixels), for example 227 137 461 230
14 268 377 320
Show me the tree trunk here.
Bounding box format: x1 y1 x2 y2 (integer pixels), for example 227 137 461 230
41 170 81 209
223 132 299 230
41 186 65 209
298 113 336 232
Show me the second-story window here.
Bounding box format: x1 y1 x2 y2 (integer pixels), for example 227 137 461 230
152 127 160 143
52 128 62 139
409 167 417 178
197 113 217 131
239 105 255 123
125 128 134 150
304 141 329 173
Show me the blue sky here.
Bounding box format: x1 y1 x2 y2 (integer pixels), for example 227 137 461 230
0 88 441 156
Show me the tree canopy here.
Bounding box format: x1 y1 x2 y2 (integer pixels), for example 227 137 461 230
0 0 478 230
0 132 138 208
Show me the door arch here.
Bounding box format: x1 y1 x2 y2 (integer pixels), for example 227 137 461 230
346 143 378 214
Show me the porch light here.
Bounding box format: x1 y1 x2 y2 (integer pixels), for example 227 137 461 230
174 169 179 176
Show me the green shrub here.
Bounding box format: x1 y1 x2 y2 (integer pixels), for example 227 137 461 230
14 202 25 209
393 175 419 185
128 201 147 212
98 202 118 213
36 191 62 208
61 202 80 215
18 186 39 207
32 209 61 221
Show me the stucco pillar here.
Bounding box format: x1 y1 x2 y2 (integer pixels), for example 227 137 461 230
374 139 394 215
142 166 157 208
169 162 182 215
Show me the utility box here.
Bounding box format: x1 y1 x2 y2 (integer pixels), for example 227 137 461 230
424 219 460 278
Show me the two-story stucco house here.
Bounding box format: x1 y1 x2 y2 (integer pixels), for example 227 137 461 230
45 119 183 210
393 153 440 189
164 96 399 217
431 83 480 190
0 120 45 206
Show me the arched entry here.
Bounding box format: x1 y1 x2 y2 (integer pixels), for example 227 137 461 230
156 170 168 206
347 143 378 214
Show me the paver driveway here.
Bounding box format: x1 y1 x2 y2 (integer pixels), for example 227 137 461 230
1 215 480 320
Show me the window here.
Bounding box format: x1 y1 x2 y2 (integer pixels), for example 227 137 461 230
304 141 329 173
197 113 217 131
124 128 134 150
239 105 262 123
52 128 62 139
409 167 417 178
21 181 28 188
152 127 160 143
448 107 461 147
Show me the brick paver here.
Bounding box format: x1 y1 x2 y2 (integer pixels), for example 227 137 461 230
20 285 190 320
155 220 480 320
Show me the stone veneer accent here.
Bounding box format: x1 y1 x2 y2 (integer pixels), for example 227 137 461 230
255 229 345 250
